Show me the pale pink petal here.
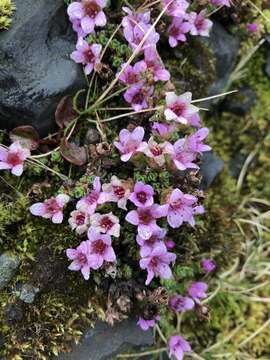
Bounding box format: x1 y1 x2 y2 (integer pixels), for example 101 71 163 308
56 194 70 207
68 260 81 271
66 249 78 260
81 16 95 34
11 164 23 176
95 11 107 27
81 265 90 280
30 203 47 216
52 211 64 224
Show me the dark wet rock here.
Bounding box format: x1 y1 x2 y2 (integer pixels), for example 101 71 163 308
199 152 224 189
208 21 240 97
0 252 20 291
220 87 256 116
56 318 154 360
17 283 40 304
84 127 101 145
266 50 270 78
0 0 85 136
5 303 23 325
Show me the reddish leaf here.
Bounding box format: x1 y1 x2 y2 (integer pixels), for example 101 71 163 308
60 139 87 166
10 125 40 150
55 95 76 128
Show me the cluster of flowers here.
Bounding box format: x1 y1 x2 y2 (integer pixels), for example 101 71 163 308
0 142 30 176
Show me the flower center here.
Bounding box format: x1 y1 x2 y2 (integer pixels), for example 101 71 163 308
150 256 159 268
92 239 106 254
170 199 182 210
132 92 144 104
7 152 21 166
113 186 125 199
45 198 61 214
100 216 114 231
137 191 147 204
84 48 95 63
76 213 86 225
138 209 152 224
169 26 179 37
151 145 162 156
126 72 139 84
78 252 87 265
83 0 100 18
85 191 99 204
171 102 186 117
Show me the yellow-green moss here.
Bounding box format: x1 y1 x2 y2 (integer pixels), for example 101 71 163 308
0 0 15 30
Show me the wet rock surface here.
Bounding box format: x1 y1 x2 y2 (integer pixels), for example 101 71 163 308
220 87 256 116
0 0 84 136
57 318 154 360
199 152 224 189
17 283 40 304
0 252 20 291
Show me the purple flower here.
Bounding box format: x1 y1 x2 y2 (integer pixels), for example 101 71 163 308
187 128 211 153
124 83 154 111
137 315 160 331
126 204 167 240
70 18 88 38
102 176 131 210
124 21 160 51
139 242 176 285
71 39 102 75
118 61 147 85
76 177 104 215
114 126 148 162
169 335 192 360
164 188 204 228
144 137 167 167
67 0 107 35
129 181 154 208
168 18 191 47
210 0 231 6
69 209 90 235
162 0 189 17
87 228 116 269
90 212 120 237
201 259 216 273
188 10 213 37
144 47 170 82
165 92 199 124
122 6 151 29
165 139 198 171
165 239 176 250
137 228 167 255
247 23 258 33
66 240 94 280
0 142 30 176
188 282 208 303
30 194 70 224
187 113 201 128
169 295 194 312
151 122 176 138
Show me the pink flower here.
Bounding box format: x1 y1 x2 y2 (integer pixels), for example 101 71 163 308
168 18 191 47
69 209 90 235
129 181 154 208
102 176 131 210
210 0 231 6
126 204 168 240
124 21 160 51
169 335 192 360
66 240 94 280
137 315 160 331
187 113 201 128
247 23 258 33
122 6 151 29
87 228 116 268
151 122 176 138
164 92 199 124
90 212 120 237
188 10 212 37
164 188 204 228
169 295 195 312
76 177 104 215
71 39 102 75
70 18 88 38
201 259 216 273
137 228 167 254
124 83 154 111
67 0 107 35
30 194 70 224
187 128 211 153
0 142 30 176
118 61 147 85
144 137 167 167
144 47 170 82
188 281 208 303
139 242 176 285
165 239 176 250
162 0 189 17
165 139 198 171
114 126 148 162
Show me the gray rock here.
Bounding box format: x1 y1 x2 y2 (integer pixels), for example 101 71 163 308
17 283 40 304
266 50 270 78
221 87 256 116
56 318 154 360
208 21 240 97
199 152 224 189
0 0 85 136
0 252 20 291
84 127 101 145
